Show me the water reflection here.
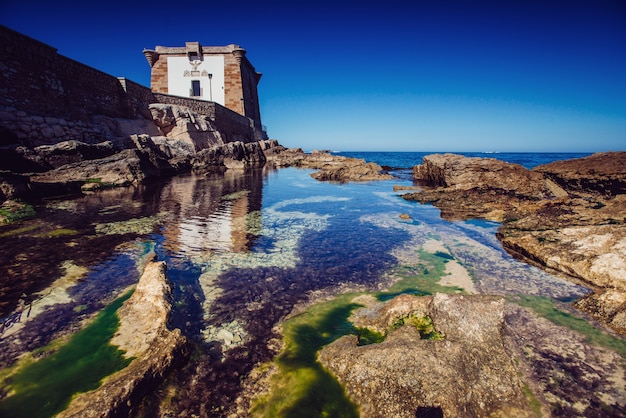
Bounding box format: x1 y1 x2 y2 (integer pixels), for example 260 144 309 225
0 169 266 367
158 171 264 260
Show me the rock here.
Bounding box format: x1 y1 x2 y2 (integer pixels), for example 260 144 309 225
0 146 51 173
191 140 267 173
28 135 178 191
57 258 188 418
310 160 394 182
402 152 626 335
534 151 626 196
412 153 555 198
33 140 118 168
576 289 626 330
264 148 394 182
0 171 30 201
149 103 224 151
318 293 533 418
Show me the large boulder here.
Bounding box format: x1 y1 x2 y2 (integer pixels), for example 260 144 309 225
191 140 267 173
412 153 555 198
318 293 533 418
29 135 178 191
33 140 118 168
149 103 224 151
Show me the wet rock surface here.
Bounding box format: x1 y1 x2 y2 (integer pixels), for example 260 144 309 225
57 258 188 418
504 302 626 417
318 293 533 418
403 152 626 334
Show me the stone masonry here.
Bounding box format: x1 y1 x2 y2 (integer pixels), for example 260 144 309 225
0 25 267 148
143 43 264 133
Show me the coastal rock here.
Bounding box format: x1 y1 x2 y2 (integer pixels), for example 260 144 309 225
265 148 394 182
33 140 118 169
413 153 555 198
57 258 188 418
28 135 177 191
191 140 267 173
0 171 30 202
575 289 626 331
310 160 394 182
403 152 626 334
318 293 532 417
534 151 626 196
149 103 224 151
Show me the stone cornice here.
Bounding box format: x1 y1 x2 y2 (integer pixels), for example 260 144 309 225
154 44 245 55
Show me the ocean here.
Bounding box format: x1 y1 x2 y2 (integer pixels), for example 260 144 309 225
334 151 593 180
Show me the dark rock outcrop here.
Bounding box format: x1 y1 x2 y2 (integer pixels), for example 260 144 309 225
28 135 176 191
534 151 626 196
33 140 118 169
192 140 267 173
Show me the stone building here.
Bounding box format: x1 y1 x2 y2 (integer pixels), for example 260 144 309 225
143 42 263 133
0 25 268 147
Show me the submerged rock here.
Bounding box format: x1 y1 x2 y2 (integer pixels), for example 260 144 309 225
57 258 188 418
318 293 533 417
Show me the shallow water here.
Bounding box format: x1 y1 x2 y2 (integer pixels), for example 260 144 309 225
0 161 594 414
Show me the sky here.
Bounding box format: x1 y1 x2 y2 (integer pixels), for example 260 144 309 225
1 0 625 152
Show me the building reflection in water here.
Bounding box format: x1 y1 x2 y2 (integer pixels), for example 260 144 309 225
156 169 265 261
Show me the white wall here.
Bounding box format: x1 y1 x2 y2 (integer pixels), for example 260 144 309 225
167 55 225 105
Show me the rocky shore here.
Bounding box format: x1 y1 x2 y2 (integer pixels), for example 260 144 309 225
319 293 533 417
1 105 391 220
403 152 626 334
57 257 187 418
3 105 624 416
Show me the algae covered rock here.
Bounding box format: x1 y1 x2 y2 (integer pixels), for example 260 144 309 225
57 258 188 418
318 293 533 418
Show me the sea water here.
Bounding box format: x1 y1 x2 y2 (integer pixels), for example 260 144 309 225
0 151 595 415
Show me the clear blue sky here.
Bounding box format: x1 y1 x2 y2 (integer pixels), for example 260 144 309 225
2 0 625 152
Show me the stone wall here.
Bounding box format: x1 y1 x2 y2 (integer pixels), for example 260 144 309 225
152 93 262 143
0 25 266 148
0 25 154 147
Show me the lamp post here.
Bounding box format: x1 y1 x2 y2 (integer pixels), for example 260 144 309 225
208 73 213 101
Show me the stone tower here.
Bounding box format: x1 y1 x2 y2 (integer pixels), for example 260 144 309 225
143 42 263 130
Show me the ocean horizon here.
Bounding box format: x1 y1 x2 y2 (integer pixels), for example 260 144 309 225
333 151 593 170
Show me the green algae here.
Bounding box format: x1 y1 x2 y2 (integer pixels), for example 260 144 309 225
94 215 160 236
253 248 464 416
251 294 361 417
35 228 79 238
0 202 36 223
391 314 444 340
522 383 543 417
512 295 626 359
0 291 134 418
380 249 465 299
0 223 41 238
355 327 385 346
